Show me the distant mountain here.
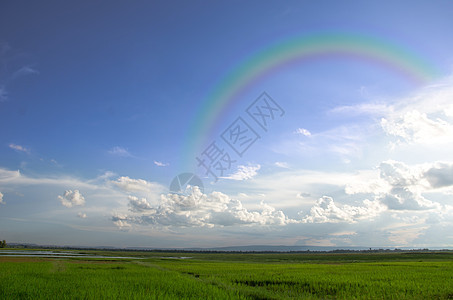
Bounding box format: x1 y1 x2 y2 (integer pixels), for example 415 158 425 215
181 245 373 252
126 245 386 252
7 243 444 252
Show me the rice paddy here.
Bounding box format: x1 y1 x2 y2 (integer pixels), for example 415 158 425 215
1 249 453 299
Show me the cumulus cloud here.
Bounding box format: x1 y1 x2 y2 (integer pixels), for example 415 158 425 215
0 192 4 204
377 79 453 148
424 162 453 188
154 161 169 167
345 160 452 211
112 214 131 230
77 212 87 219
378 161 437 210
287 159 453 225
108 146 132 157
301 196 385 223
381 110 453 145
128 196 154 212
8 143 30 153
58 190 85 208
113 186 296 228
280 82 453 162
225 164 260 180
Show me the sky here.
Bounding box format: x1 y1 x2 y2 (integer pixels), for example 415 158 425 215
1 1 453 248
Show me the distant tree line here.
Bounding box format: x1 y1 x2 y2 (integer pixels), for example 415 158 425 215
0 240 6 248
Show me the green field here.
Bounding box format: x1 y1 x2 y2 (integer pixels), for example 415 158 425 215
1 250 453 299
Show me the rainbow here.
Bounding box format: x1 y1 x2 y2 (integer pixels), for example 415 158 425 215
181 32 440 170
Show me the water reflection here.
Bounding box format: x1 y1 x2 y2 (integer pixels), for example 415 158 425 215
0 250 143 259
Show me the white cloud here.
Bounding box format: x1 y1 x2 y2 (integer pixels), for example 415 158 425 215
113 186 297 228
296 192 311 199
128 196 154 212
246 157 453 215
1 44 39 102
274 123 371 164
445 105 453 118
8 143 30 154
112 214 131 230
77 212 87 219
0 167 98 190
330 231 357 236
345 160 451 211
276 78 453 163
295 128 311 136
387 225 429 246
274 162 290 168
12 66 39 79
376 78 453 148
425 162 453 188
0 168 25 182
108 146 132 157
240 168 363 209
381 110 453 145
88 171 117 183
112 176 165 194
58 190 85 208
330 103 390 116
0 167 165 218
154 161 169 167
301 196 385 224
225 164 260 180
0 192 4 204
378 160 436 210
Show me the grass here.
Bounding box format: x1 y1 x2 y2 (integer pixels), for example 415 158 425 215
0 258 242 299
1 250 453 299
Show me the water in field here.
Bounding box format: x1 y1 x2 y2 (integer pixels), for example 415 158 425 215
0 250 143 259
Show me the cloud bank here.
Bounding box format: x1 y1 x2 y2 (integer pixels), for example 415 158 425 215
113 186 296 229
301 196 385 223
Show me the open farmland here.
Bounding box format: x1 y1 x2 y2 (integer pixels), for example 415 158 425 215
1 250 453 299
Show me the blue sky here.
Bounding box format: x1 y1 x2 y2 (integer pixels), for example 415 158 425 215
2 1 453 248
